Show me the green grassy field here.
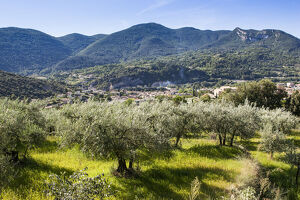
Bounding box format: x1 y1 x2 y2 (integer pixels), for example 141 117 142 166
1 132 300 200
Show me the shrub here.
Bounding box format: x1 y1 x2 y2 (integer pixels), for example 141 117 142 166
45 168 113 200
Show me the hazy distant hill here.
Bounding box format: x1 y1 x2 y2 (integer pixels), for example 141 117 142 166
0 70 67 99
0 27 71 73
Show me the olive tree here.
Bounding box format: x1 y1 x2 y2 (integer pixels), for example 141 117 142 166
284 144 300 189
227 103 261 146
203 102 233 146
167 102 202 147
259 108 298 158
55 101 172 174
0 98 46 163
196 101 260 146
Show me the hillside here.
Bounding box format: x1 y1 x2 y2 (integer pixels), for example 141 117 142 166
57 33 106 54
0 70 67 99
206 28 300 53
0 27 72 74
52 24 300 72
53 23 230 71
1 24 300 78
60 47 300 89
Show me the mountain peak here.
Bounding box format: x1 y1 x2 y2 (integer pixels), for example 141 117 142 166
126 23 170 32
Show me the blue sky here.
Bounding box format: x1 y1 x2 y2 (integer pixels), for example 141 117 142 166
0 0 299 38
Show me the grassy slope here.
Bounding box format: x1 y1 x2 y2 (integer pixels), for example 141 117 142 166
1 131 299 200
0 138 244 200
241 130 300 196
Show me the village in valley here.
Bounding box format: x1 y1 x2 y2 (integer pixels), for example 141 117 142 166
44 74 300 108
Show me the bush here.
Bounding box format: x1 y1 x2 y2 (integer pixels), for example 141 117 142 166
45 168 113 200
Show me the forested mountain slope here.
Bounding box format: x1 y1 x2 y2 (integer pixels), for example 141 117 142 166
57 33 106 54
1 24 300 77
0 27 71 73
0 70 67 99
53 23 230 71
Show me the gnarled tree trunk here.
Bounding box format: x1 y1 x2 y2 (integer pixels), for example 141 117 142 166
296 163 300 190
218 135 223 146
117 158 127 173
129 158 133 169
175 134 181 147
230 134 235 146
4 150 19 163
222 134 226 146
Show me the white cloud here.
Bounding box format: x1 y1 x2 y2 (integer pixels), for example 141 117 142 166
137 0 174 16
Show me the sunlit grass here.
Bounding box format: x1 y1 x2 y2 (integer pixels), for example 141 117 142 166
0 137 246 200
240 129 300 196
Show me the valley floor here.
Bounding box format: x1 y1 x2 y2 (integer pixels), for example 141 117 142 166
1 132 300 200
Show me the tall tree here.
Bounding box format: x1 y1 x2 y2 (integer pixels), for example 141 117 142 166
221 79 287 109
285 91 300 116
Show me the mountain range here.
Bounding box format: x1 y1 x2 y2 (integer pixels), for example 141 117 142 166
1 23 299 75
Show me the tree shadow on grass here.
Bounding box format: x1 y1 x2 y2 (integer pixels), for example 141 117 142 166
138 148 175 163
259 156 296 190
238 140 260 152
34 138 59 153
116 166 236 199
183 144 243 160
6 158 74 198
290 129 300 148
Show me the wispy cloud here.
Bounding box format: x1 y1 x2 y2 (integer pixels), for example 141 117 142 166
137 0 174 16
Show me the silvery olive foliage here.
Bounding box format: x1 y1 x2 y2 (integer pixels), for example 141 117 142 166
195 101 260 146
259 108 297 135
48 99 298 173
45 168 113 200
0 98 46 162
259 108 298 157
0 98 46 188
53 101 174 173
164 102 201 146
259 131 287 158
42 107 61 135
